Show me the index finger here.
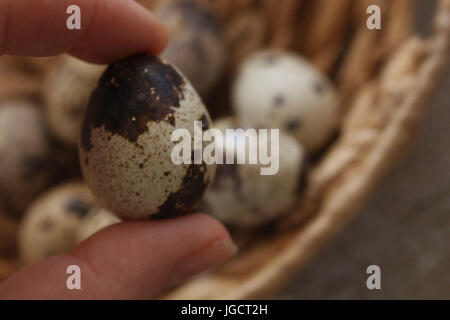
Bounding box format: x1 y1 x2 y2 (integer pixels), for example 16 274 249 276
0 0 168 63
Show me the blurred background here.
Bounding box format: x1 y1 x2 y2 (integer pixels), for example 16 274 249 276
277 0 450 299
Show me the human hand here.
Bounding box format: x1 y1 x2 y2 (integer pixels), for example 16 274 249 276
0 0 168 63
0 0 236 299
0 214 236 299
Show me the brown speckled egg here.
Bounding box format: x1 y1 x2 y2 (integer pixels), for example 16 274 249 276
202 117 306 227
79 53 215 220
19 182 94 264
43 55 105 147
0 100 55 213
154 0 225 95
76 206 121 244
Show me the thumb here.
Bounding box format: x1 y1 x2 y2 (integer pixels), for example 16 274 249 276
0 214 236 299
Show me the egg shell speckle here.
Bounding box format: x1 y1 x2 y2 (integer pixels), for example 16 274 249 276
154 0 225 95
43 55 105 147
19 182 94 264
202 117 306 227
80 54 215 220
76 206 121 244
0 101 54 213
232 50 338 153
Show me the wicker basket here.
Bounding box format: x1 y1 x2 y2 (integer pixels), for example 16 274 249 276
0 0 449 299
163 0 450 299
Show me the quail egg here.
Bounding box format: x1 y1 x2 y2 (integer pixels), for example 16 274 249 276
80 53 215 220
202 117 306 227
19 182 94 264
232 49 338 153
43 55 105 147
154 0 225 95
0 100 55 213
76 206 121 243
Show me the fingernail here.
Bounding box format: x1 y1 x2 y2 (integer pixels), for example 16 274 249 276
170 239 238 288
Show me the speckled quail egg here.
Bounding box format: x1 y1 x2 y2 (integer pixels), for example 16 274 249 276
19 182 95 264
154 0 225 95
201 117 306 227
232 50 338 153
43 55 105 147
0 100 55 213
79 53 215 220
76 206 121 244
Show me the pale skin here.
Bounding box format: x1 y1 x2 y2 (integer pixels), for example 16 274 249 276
0 0 236 299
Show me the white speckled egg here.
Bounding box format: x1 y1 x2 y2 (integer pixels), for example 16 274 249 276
232 50 338 153
43 55 105 147
76 207 121 244
79 54 215 220
19 182 94 264
202 117 306 227
0 100 54 213
154 0 225 95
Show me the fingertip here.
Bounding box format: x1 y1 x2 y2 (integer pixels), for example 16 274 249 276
68 7 169 64
150 17 170 55
71 213 235 298
183 213 231 236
